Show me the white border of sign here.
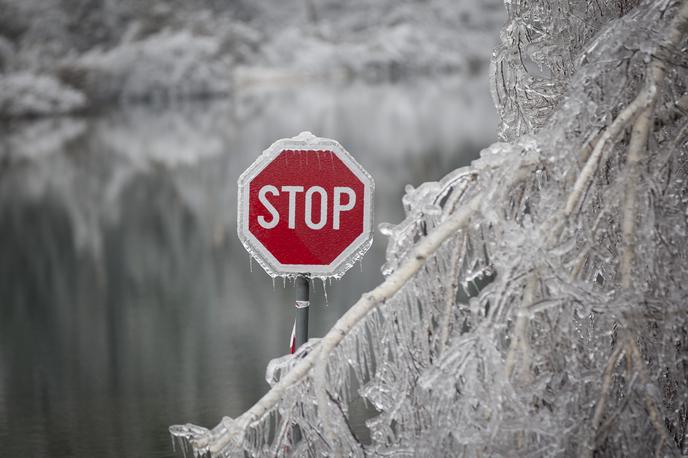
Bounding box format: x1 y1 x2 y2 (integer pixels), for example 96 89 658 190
237 132 374 278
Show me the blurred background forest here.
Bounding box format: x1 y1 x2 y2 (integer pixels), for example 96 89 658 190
0 1 504 457
0 0 502 116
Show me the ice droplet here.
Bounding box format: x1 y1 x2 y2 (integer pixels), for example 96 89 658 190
320 277 329 306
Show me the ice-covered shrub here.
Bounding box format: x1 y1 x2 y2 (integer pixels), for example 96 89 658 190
248 0 502 83
172 0 688 456
0 72 86 118
0 0 504 111
58 30 232 103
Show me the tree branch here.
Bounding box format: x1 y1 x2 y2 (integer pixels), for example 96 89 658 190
438 232 465 355
620 0 688 286
196 193 482 455
550 0 688 243
581 342 626 458
627 340 673 456
313 193 482 453
504 273 537 379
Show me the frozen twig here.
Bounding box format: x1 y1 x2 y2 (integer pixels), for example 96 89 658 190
570 205 613 280
313 193 481 453
561 89 654 219
504 273 537 379
620 0 688 286
435 174 475 356
620 102 654 287
545 88 654 244
578 128 604 164
550 0 688 243
627 340 673 456
437 233 465 355
657 92 688 123
584 333 674 457
581 342 626 458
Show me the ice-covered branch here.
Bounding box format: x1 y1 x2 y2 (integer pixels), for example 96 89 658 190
583 341 627 458
621 0 688 286
183 193 482 455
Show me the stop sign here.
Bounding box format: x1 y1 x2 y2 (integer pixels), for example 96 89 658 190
238 132 374 277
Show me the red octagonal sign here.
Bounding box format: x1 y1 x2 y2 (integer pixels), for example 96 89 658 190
238 132 374 277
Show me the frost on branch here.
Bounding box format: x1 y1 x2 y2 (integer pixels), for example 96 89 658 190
172 1 688 456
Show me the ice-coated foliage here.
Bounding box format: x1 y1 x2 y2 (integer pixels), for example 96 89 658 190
0 0 503 117
491 0 642 141
58 30 233 103
172 0 688 456
0 72 86 118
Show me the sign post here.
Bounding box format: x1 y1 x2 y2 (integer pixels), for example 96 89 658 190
294 275 309 350
238 132 374 352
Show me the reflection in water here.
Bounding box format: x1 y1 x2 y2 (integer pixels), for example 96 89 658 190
0 77 496 457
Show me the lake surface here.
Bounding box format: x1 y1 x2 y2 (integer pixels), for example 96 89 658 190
0 77 496 457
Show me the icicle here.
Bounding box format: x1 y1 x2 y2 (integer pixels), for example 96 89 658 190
320 277 329 307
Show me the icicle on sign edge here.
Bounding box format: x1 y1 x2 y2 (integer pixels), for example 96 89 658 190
237 132 375 279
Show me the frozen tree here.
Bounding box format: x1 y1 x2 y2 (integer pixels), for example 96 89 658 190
0 72 86 118
171 0 688 456
58 30 233 103
0 0 503 116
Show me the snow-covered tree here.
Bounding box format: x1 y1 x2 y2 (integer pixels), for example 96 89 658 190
171 0 688 456
0 0 502 116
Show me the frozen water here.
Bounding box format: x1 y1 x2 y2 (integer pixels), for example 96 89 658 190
0 72 496 456
172 1 688 456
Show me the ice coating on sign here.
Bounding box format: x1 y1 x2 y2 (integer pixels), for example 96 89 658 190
291 131 318 143
173 1 688 456
237 132 374 279
248 150 365 265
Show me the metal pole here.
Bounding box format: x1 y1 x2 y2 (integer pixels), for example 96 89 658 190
289 275 310 446
295 274 310 350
